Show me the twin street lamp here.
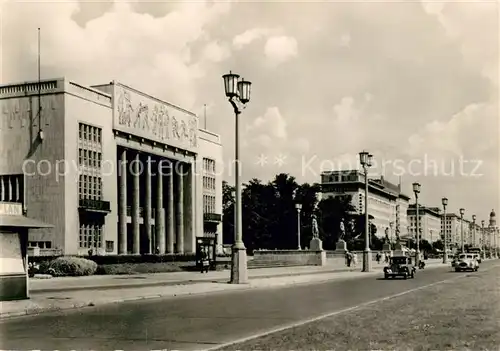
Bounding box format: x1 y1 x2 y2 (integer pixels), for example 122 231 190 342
412 182 421 267
359 150 373 272
442 197 448 264
295 203 302 250
459 208 465 253
222 71 252 284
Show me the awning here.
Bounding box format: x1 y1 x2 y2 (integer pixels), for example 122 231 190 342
0 215 53 228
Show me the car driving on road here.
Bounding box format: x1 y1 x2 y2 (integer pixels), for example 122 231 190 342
383 255 417 279
454 253 479 272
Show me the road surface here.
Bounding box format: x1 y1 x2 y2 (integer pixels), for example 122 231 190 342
1 262 494 350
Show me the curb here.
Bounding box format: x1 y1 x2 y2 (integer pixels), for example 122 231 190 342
30 266 374 294
32 262 444 294
2 263 447 320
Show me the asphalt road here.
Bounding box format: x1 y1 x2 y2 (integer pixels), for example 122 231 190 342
1 262 497 351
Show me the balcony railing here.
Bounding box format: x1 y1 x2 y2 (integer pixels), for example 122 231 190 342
79 198 111 213
204 213 222 222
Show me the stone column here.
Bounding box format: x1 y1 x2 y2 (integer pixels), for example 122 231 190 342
156 164 165 254
175 162 184 254
7 176 12 201
183 163 194 253
132 152 140 255
118 148 127 254
15 177 20 201
145 155 152 254
167 165 175 254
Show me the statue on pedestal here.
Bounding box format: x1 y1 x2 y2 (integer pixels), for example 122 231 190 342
310 214 323 251
339 218 346 241
384 227 390 243
312 214 319 239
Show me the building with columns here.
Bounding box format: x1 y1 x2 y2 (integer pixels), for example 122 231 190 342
320 170 410 239
0 78 223 256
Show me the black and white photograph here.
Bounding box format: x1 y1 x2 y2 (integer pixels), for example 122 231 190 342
0 0 498 350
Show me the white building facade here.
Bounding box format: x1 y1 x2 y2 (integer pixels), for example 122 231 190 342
320 170 410 239
0 78 223 256
407 205 441 243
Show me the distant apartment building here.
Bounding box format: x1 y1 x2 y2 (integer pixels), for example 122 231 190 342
441 213 473 248
320 170 411 239
407 205 441 243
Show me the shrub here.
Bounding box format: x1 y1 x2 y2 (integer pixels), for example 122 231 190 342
88 253 196 265
42 256 97 277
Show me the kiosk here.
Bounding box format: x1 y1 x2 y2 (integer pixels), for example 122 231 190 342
195 235 217 271
0 202 53 301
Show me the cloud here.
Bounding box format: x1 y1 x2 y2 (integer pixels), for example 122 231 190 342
264 35 298 64
232 27 270 49
2 1 231 109
202 41 231 62
246 106 287 140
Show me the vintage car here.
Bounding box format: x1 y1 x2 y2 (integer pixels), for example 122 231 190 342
383 255 417 279
454 253 479 272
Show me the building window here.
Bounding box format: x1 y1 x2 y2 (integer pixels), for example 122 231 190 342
78 123 103 200
79 220 103 249
0 174 24 204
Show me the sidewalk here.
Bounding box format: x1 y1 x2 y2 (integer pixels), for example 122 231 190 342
1 259 445 320
29 260 387 294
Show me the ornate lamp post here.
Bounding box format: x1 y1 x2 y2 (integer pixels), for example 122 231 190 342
472 215 477 247
359 150 373 272
412 182 421 267
295 203 302 250
442 197 448 264
459 208 465 253
481 220 486 259
222 71 252 284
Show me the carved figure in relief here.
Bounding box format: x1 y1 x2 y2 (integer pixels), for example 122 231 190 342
188 118 197 147
172 116 180 139
162 106 170 140
133 103 149 130
117 90 133 127
1 102 8 130
181 120 188 141
151 105 159 135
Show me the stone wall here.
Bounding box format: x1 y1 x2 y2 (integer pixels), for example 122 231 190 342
253 250 326 266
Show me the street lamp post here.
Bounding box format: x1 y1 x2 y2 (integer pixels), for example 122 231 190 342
459 208 465 253
442 197 448 264
413 182 421 267
359 151 373 272
295 203 302 250
472 215 476 247
222 71 252 284
481 220 486 259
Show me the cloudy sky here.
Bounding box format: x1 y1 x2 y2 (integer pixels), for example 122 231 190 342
2 0 498 221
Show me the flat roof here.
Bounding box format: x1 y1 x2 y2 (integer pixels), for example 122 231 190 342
0 215 53 228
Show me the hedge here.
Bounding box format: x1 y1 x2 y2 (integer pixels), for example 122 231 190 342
40 256 97 277
88 253 197 265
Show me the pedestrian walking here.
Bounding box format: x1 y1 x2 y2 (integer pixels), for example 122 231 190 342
200 249 210 273
353 253 358 267
346 252 352 267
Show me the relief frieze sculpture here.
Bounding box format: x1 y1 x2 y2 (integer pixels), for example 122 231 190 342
115 86 198 150
0 97 54 131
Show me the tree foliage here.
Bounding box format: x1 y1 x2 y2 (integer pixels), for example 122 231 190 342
222 173 382 251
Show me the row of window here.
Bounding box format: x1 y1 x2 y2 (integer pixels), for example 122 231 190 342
79 222 103 249
79 123 102 143
79 149 103 169
0 174 23 203
203 158 216 173
203 194 216 214
203 176 216 191
78 175 103 200
28 241 52 249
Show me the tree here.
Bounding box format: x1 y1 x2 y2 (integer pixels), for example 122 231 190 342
222 181 235 245
317 195 356 249
432 239 444 252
